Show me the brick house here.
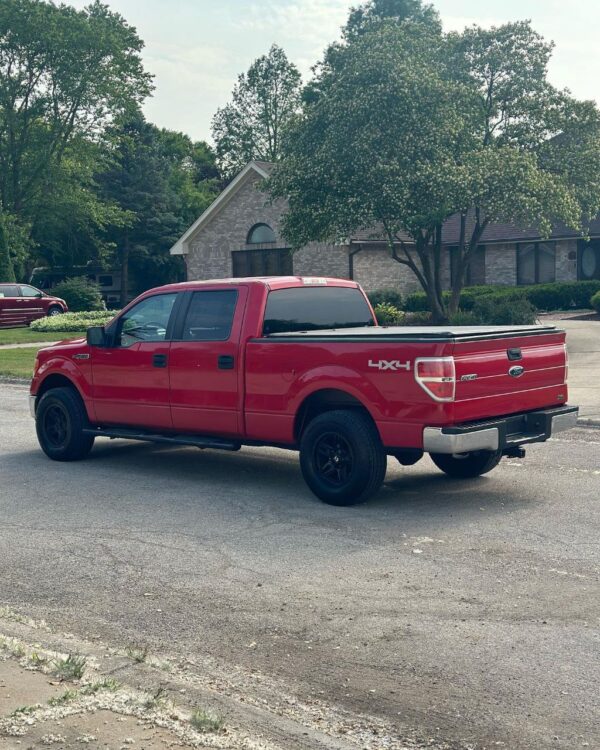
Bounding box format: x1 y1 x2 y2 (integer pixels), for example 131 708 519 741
170 161 600 293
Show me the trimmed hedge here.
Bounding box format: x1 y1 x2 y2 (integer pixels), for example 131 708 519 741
591 290 600 314
404 281 600 313
30 310 116 333
368 288 403 309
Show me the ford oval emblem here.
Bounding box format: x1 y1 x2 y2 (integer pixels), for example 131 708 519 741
509 365 525 378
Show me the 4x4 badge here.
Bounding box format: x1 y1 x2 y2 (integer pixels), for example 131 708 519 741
509 365 525 378
368 359 411 372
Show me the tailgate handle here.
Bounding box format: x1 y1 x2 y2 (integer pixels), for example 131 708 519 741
507 348 522 361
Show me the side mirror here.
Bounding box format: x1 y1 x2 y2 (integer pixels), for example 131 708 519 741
35 291 43 298
87 326 107 347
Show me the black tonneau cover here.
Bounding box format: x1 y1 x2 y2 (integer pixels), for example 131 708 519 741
264 325 561 343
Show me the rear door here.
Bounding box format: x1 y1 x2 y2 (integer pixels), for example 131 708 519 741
90 292 179 430
0 284 24 326
19 285 46 323
169 287 246 437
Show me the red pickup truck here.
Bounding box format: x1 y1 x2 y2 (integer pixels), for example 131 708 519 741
30 277 577 506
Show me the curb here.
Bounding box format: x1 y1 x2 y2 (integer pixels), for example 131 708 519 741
577 418 600 429
0 375 30 385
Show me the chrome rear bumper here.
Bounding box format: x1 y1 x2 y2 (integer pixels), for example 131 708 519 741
29 394 36 418
423 406 579 454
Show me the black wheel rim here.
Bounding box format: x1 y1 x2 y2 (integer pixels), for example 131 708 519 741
43 403 70 448
313 432 355 486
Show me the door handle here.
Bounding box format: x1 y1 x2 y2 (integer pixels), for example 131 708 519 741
153 353 168 368
218 355 234 370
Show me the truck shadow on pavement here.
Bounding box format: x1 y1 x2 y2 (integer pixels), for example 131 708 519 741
6 439 531 524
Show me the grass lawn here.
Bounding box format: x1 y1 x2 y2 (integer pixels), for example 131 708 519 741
0 346 45 378
0 328 76 345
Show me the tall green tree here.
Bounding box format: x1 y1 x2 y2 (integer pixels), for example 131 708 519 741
0 0 152 265
0 209 15 281
344 0 440 37
269 21 600 322
100 114 219 303
212 44 302 178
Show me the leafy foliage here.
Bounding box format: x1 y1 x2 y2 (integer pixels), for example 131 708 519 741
51 277 105 312
373 302 405 325
591 291 600 314
30 310 114 333
212 45 302 178
270 18 600 322
344 0 441 38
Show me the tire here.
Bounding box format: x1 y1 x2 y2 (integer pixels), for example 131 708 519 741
430 449 502 478
47 306 63 317
36 387 94 461
299 409 387 506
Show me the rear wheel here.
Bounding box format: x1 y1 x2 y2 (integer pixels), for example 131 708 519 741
430 449 502 478
36 387 94 461
299 409 386 506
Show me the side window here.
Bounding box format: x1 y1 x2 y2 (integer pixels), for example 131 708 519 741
0 285 19 298
117 293 177 348
181 290 237 341
20 285 41 297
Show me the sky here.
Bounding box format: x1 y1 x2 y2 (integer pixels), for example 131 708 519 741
70 0 600 144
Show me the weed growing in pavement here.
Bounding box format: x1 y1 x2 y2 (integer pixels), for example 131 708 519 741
190 707 224 733
10 705 38 717
52 653 87 681
48 689 78 706
126 644 149 663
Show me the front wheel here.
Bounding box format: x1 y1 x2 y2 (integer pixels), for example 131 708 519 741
36 387 94 461
299 410 387 506
47 306 63 317
430 449 502 478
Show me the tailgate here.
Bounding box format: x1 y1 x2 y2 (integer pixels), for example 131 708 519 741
452 329 568 422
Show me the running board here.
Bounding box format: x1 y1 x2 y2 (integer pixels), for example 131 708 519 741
82 427 241 451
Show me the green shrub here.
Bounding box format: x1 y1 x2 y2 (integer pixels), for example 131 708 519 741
373 302 405 325
30 311 116 333
470 296 537 325
403 291 432 312
449 310 480 325
368 288 403 309
591 290 600 313
51 277 105 312
403 311 432 325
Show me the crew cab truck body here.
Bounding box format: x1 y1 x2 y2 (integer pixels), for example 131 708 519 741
30 277 578 505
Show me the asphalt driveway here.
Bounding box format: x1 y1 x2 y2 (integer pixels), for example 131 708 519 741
0 382 598 749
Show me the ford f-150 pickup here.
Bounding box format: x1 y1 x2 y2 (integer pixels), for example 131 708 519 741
30 276 578 505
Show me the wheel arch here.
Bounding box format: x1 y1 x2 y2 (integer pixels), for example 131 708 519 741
294 388 380 443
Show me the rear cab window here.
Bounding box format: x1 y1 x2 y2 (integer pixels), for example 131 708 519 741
262 286 375 335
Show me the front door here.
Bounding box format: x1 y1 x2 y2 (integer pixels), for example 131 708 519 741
169 287 246 437
19 285 46 323
90 292 179 430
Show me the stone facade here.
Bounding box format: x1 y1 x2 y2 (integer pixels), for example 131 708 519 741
177 164 588 293
185 172 348 281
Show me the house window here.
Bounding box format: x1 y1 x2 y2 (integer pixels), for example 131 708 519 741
578 240 600 280
517 243 555 285
232 248 292 277
449 246 486 287
247 223 276 244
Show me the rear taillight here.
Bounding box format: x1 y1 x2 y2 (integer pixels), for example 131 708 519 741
415 357 456 402
564 344 569 384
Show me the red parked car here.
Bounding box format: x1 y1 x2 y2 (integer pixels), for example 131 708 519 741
0 283 68 327
29 277 577 506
